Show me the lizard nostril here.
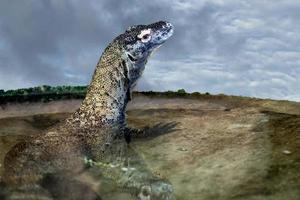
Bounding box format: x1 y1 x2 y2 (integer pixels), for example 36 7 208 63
165 22 172 28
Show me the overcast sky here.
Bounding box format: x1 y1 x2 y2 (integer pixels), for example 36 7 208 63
0 0 299 101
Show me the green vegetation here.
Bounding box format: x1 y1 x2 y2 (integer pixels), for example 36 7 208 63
2 85 87 96
0 85 87 104
0 85 276 105
0 85 207 104
177 89 186 94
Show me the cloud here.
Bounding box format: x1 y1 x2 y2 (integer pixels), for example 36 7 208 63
0 0 299 101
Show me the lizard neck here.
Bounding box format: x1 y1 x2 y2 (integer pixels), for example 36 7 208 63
67 43 130 130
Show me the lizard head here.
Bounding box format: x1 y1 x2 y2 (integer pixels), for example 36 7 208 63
115 21 174 86
120 21 174 63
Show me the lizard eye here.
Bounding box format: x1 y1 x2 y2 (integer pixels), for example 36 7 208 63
138 29 152 43
142 34 150 40
140 33 151 43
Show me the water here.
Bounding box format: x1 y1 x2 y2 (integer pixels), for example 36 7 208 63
0 98 300 199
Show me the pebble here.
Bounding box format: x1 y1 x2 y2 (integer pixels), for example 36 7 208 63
282 150 292 155
121 167 128 172
110 164 118 168
121 167 136 171
177 147 188 151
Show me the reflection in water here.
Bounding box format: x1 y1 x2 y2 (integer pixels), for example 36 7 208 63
1 106 300 200
0 121 178 200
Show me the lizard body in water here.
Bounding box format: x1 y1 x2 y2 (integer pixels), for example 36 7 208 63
2 21 174 200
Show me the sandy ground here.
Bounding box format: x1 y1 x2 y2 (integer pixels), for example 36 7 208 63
0 95 299 199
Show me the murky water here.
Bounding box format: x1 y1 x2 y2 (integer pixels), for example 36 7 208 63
0 98 300 200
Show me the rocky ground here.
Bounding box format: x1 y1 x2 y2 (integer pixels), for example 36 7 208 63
0 94 299 200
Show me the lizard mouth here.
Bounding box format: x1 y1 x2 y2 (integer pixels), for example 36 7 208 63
154 22 174 45
127 53 138 63
162 22 174 39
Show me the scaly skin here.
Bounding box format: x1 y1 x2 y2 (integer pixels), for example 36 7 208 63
2 21 174 200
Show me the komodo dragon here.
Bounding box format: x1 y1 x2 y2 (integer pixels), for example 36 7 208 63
2 21 174 200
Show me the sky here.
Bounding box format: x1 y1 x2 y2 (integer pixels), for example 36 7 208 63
0 0 299 101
